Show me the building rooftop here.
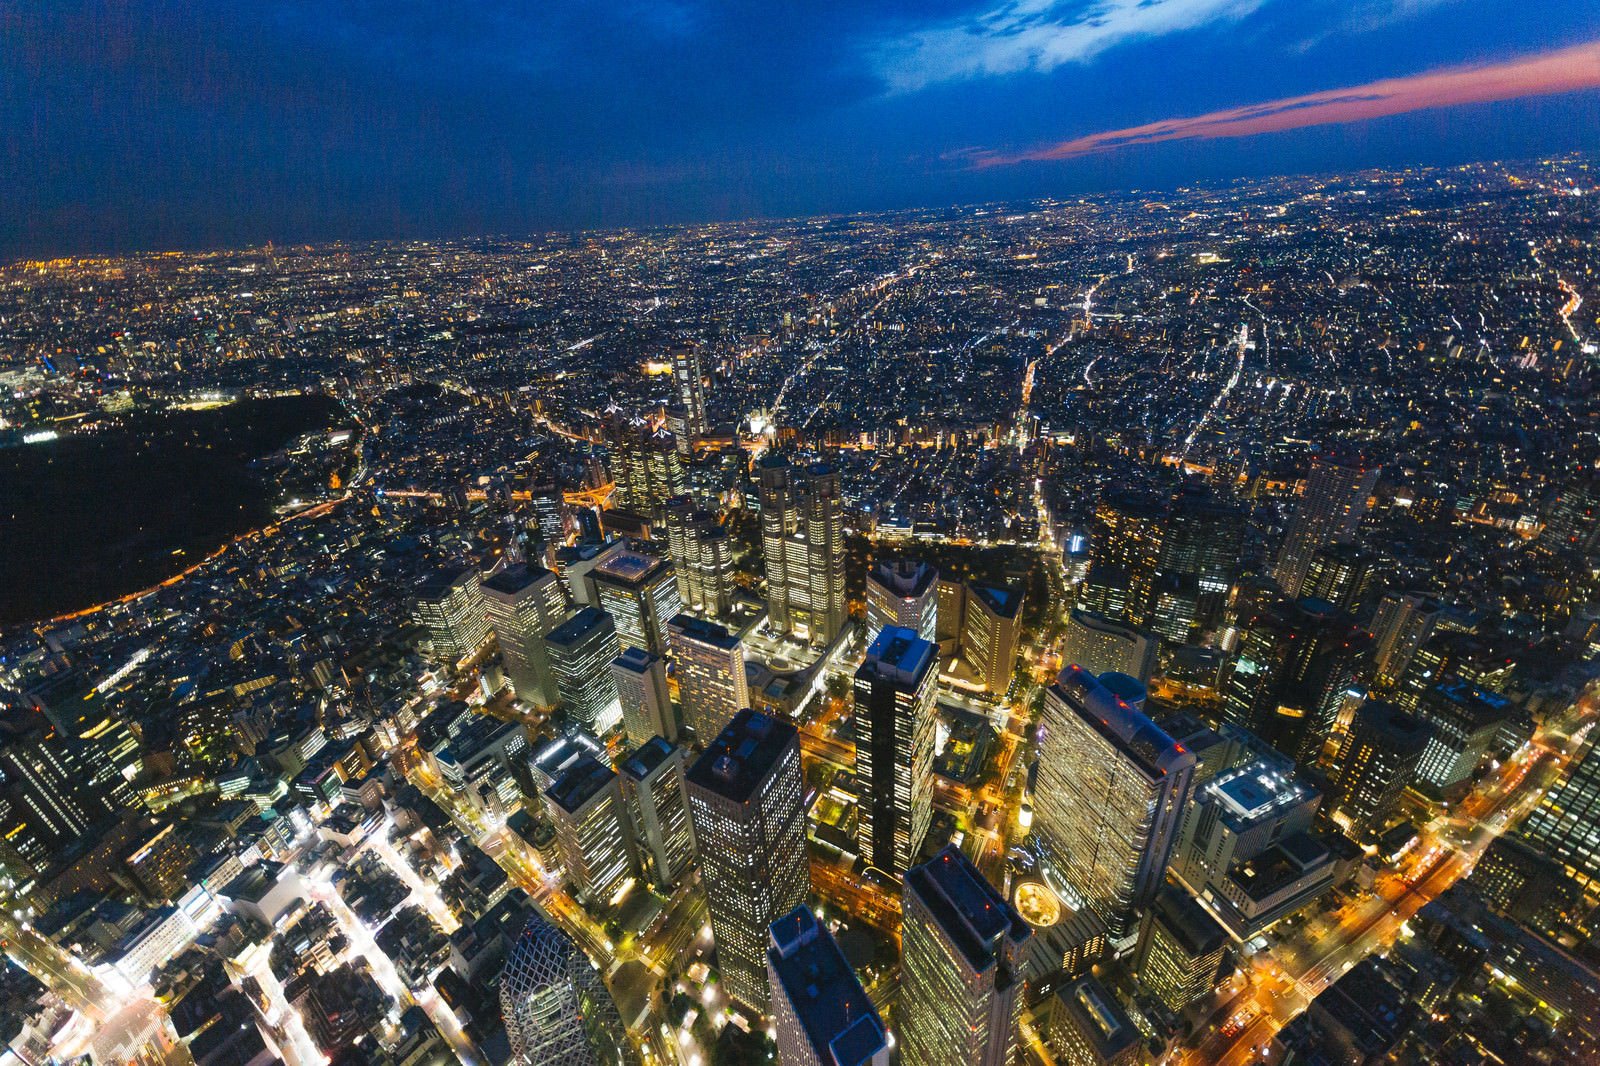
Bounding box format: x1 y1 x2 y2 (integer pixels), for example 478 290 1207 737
868 558 938 599
685 709 795 803
481 562 556 596
545 606 613 649
858 626 937 687
971 583 1023 619
1054 665 1195 780
619 736 677 781
1151 885 1227 957
1055 976 1139 1063
768 907 886 1066
667 613 740 649
592 548 670 586
543 753 618 815
612 646 663 674
905 845 1029 976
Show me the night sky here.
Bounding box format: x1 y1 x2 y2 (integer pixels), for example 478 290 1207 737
5 0 1600 257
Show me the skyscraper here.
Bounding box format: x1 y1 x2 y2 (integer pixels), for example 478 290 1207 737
758 455 846 645
864 559 939 644
667 613 750 742
414 566 491 661
1132 885 1229 1014
1370 591 1440 688
1035 666 1196 947
543 754 637 907
685 710 810 1016
900 846 1030 1066
501 912 632 1066
1328 700 1431 838
670 344 708 439
482 562 571 707
544 608 624 735
853 626 937 877
1518 733 1600 890
0 709 120 868
1046 976 1141 1066
610 646 678 746
604 407 687 518
767 907 889 1066
1272 454 1380 598
591 548 682 656
962 584 1024 697
1061 609 1158 685
664 496 735 616
1155 483 1245 628
618 737 696 891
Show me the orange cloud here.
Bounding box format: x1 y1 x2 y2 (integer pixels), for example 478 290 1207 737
967 39 1600 167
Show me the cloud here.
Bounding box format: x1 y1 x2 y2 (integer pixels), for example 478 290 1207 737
964 37 1600 165
872 0 1267 93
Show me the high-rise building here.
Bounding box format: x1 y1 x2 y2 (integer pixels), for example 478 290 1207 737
1538 478 1600 558
591 548 682 656
414 566 491 661
1090 491 1167 619
685 710 810 1015
501 912 632 1066
1411 682 1509 795
1035 667 1196 947
663 496 735 616
0 710 120 868
1222 596 1369 763
604 407 687 518
758 455 846 645
671 344 708 439
1155 483 1245 629
610 647 678 746
865 559 939 645
962 584 1024 697
1132 885 1228 1014
618 737 696 891
543 754 637 907
1061 609 1158 685
900 846 1030 1066
1271 454 1380 598
1519 734 1600 890
482 562 571 707
1171 755 1318 894
853 626 937 877
126 822 197 902
767 907 889 1066
667 614 750 742
544 608 624 735
1370 591 1440 688
1301 543 1381 614
1046 976 1141 1066
1328 700 1431 838
529 481 567 546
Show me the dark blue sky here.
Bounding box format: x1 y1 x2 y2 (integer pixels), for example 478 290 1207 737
5 0 1600 257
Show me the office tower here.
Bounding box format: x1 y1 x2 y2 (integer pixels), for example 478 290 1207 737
482 562 571 707
414 566 491 660
1301 543 1381 614
767 907 889 1066
1061 609 1158 685
1171 756 1317 891
663 496 735 616
1467 835 1590 941
1047 976 1140 1066
1519 734 1600 889
936 579 967 655
556 541 625 608
544 608 624 735
1132 885 1228 1014
670 344 708 438
853 626 937 877
1035 667 1196 947
618 738 696 890
1077 563 1134 622
610 647 678 746
1328 700 1431 838
591 548 681 655
900 846 1030 1066
758 455 846 644
1272 454 1380 598
529 481 567 545
1222 596 1369 763
1370 591 1440 688
1090 490 1167 618
685 710 809 1015
501 912 631 1066
962 584 1024 697
667 614 750 742
126 822 197 901
543 754 637 907
1410 682 1509 795
604 407 687 518
1538 478 1600 557
865 559 939 644
1394 630 1517 711
0 710 120 868
1155 483 1245 628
